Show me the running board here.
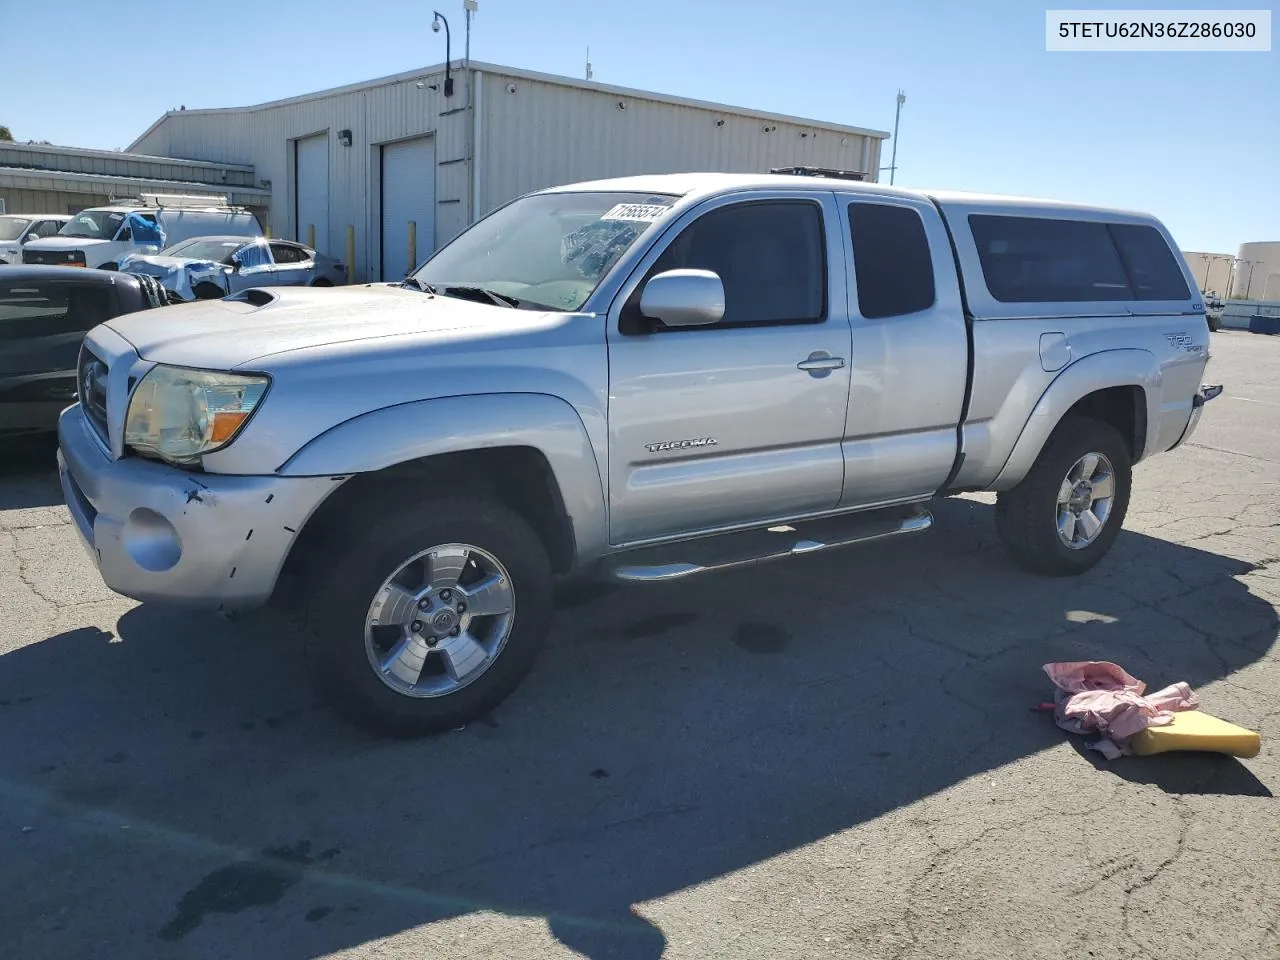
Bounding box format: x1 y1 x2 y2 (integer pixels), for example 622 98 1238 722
607 506 933 583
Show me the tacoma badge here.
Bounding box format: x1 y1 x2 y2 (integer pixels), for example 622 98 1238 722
645 438 719 453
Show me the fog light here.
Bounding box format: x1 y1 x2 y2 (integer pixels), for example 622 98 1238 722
122 508 182 572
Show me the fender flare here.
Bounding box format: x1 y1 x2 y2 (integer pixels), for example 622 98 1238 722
278 392 609 564
990 349 1161 491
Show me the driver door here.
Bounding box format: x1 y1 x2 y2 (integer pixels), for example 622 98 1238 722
605 192 852 545
228 241 277 291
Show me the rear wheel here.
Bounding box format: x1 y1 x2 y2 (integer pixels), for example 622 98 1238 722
995 416 1132 576
303 495 553 736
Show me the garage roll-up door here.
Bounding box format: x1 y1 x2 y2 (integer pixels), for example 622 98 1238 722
294 133 329 255
380 136 435 281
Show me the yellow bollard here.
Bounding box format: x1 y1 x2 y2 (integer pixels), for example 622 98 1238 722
345 225 355 285
407 220 417 277
306 223 315 250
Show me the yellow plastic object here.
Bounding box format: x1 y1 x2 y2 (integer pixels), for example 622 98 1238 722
1130 710 1261 759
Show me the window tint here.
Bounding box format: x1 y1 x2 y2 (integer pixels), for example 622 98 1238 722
969 215 1133 303
0 282 112 344
270 243 309 264
1107 224 1189 300
647 201 825 326
848 203 935 318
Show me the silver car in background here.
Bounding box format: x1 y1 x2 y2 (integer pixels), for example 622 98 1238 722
120 236 347 300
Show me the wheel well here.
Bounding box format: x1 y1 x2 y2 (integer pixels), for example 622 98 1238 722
1065 386 1146 459
277 446 576 601
312 278 332 287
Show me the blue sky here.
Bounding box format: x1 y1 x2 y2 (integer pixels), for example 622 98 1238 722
4 0 1276 253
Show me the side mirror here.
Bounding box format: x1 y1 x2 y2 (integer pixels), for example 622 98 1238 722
19 233 32 244
229 255 242 273
119 228 132 241
639 269 725 328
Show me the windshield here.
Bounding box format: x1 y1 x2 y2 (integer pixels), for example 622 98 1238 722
412 191 678 311
58 210 126 240
162 238 244 263
0 217 32 241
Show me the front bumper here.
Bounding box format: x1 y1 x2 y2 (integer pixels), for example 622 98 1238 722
57 405 340 609
1169 383 1223 451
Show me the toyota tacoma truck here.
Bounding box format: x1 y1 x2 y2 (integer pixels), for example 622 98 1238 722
56 174 1221 735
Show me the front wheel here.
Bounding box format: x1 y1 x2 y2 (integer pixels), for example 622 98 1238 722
995 416 1132 576
304 495 553 736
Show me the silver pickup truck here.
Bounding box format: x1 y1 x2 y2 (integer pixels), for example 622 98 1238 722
56 173 1221 735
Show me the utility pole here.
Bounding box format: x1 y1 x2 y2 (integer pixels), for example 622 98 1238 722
585 47 593 81
878 90 906 185
463 0 477 65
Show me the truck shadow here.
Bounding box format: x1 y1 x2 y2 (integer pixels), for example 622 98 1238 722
0 496 1275 959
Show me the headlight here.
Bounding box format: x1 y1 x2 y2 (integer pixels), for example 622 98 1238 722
124 365 269 464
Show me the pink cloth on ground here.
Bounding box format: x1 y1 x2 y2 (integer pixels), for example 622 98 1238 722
1043 660 1200 743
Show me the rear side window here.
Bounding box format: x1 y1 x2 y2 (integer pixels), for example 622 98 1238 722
848 203 936 318
270 243 309 264
969 215 1133 303
1108 223 1189 300
0 282 112 343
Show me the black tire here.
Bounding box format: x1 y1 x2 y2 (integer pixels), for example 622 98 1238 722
303 495 553 737
311 278 333 287
192 281 226 300
995 416 1132 577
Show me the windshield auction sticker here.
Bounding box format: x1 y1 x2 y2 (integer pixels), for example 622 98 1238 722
1046 10 1271 50
600 204 671 223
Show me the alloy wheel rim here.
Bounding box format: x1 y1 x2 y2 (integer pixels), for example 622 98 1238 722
1056 452 1116 550
363 543 515 698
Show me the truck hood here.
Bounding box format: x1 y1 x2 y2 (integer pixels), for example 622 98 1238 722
24 236 113 252
103 284 562 369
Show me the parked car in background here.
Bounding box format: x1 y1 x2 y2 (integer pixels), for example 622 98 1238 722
0 214 72 265
56 173 1220 736
22 195 262 270
120 236 347 300
1204 292 1225 331
1 266 170 436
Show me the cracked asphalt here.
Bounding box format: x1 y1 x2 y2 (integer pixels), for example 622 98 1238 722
1 331 1278 960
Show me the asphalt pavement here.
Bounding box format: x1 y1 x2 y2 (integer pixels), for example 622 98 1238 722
1 331 1277 960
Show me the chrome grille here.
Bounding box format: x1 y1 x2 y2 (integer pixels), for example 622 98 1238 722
77 346 110 444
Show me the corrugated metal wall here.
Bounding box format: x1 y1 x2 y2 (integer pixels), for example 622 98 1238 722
477 69 883 215
0 188 106 215
130 65 886 282
132 68 468 282
0 143 257 187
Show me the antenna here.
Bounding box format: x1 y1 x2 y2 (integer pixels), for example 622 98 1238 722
585 46 593 80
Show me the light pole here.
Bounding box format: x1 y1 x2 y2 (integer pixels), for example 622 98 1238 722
878 90 906 185
1243 260 1262 299
1225 257 1240 299
432 10 454 96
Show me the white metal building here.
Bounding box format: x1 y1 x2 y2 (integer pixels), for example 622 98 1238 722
1181 249 1235 296
129 62 888 282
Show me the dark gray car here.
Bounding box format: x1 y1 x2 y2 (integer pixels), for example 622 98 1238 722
0 266 168 435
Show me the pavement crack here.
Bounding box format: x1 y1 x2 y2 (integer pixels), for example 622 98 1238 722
1120 799 1192 956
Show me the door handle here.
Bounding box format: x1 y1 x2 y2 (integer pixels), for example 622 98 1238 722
797 352 846 374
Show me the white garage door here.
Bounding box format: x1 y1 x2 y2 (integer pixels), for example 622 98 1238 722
380 136 436 281
294 133 329 255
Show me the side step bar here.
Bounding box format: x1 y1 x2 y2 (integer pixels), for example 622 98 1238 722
607 506 933 583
